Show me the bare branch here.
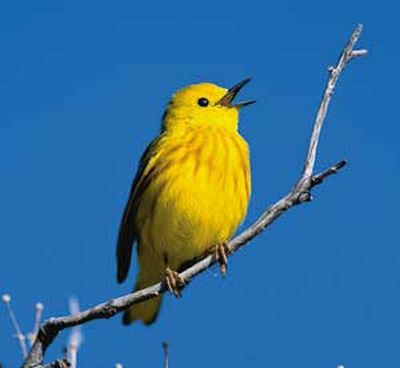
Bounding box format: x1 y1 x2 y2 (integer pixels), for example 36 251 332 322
28 302 44 347
64 298 82 368
301 24 366 179
163 342 169 368
350 49 368 58
2 294 28 358
33 303 44 342
311 160 347 185
22 24 366 368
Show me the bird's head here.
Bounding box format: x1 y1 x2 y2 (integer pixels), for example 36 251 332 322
162 78 255 133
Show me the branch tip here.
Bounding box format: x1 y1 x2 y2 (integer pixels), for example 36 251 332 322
2 294 11 304
163 341 169 368
311 160 347 185
350 49 368 58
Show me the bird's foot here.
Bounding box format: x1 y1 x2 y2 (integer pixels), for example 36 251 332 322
165 267 186 298
214 241 229 276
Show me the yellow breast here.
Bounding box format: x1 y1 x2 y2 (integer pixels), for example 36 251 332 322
135 127 251 269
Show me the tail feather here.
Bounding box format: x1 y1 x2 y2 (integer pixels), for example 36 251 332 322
122 264 163 325
123 295 162 325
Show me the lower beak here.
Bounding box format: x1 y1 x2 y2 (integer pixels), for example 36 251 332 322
216 78 256 108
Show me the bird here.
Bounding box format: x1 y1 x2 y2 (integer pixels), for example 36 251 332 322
116 78 255 325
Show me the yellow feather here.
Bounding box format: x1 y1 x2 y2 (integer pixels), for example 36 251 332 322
117 81 252 325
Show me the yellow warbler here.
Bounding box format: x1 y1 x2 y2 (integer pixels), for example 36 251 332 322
116 78 255 325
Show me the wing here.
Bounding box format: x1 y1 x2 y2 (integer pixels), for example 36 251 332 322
116 137 161 283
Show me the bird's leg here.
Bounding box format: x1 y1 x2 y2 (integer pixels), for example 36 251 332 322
214 241 229 276
164 267 186 298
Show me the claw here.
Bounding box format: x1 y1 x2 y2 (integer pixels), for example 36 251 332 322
215 242 229 276
165 267 186 298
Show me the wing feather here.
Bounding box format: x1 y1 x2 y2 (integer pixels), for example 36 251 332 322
116 138 161 283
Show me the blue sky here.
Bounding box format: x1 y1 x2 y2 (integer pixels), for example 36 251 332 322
0 0 399 367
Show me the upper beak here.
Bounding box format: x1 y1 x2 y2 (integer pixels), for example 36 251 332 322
216 77 256 108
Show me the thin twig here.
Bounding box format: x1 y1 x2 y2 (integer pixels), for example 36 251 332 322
64 298 82 368
33 303 44 338
22 24 367 368
28 302 44 347
2 294 28 358
162 342 169 368
301 24 366 179
311 160 347 185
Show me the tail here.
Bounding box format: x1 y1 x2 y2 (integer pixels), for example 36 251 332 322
122 268 163 325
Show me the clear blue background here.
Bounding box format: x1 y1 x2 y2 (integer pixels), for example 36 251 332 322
0 1 398 367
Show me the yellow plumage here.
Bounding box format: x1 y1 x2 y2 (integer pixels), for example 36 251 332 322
116 80 253 325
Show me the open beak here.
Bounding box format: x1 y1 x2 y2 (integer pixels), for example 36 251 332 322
216 77 256 108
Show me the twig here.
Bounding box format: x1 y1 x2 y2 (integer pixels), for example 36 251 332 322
22 24 367 368
33 303 44 339
311 160 347 185
2 294 28 358
162 342 169 368
301 24 366 180
64 298 82 368
28 302 44 347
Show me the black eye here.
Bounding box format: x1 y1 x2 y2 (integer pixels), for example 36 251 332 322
197 97 209 107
